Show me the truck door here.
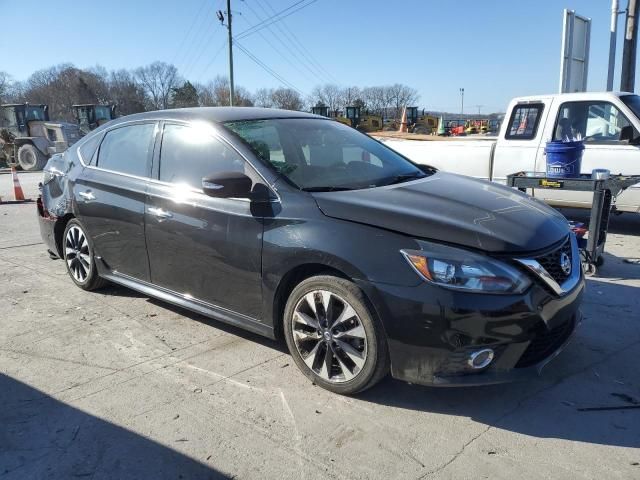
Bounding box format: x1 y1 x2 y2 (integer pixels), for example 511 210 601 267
533 100 640 211
491 100 550 184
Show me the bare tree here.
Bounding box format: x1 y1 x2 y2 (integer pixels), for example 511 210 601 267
22 64 111 120
197 76 253 107
310 84 343 114
0 72 11 103
270 88 303 111
341 86 361 109
385 83 419 119
134 62 181 110
254 88 274 108
362 86 386 115
109 69 147 115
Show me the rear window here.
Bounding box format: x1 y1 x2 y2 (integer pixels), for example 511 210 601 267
78 133 102 165
505 103 544 140
96 123 155 177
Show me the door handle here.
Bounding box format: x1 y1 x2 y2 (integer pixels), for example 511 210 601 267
78 190 95 201
148 207 173 219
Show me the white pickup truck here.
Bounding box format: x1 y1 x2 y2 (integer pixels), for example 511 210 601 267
375 92 640 213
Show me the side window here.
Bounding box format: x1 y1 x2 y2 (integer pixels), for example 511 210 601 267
505 103 544 140
554 101 636 143
159 123 247 189
78 133 102 165
96 123 155 177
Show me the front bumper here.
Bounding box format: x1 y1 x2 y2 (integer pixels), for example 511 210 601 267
359 274 585 387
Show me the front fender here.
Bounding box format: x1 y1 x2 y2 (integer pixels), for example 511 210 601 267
261 205 423 326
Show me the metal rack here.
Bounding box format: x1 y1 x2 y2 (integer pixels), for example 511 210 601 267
506 172 640 275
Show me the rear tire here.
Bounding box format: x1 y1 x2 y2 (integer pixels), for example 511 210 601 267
63 219 106 291
283 275 389 395
17 144 47 171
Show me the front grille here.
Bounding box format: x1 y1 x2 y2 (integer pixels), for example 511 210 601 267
515 318 575 368
534 237 572 284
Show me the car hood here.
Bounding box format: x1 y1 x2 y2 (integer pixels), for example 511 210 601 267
312 172 569 253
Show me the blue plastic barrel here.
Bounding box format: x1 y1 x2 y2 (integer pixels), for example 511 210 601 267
545 141 584 178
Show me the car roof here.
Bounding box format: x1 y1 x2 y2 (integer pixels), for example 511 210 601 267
109 107 325 126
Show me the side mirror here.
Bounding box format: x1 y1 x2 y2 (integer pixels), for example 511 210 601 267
202 172 253 199
620 125 635 143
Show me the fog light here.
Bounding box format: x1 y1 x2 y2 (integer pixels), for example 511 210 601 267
467 349 494 369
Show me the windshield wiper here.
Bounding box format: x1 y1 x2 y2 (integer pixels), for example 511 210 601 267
301 186 355 192
384 171 427 186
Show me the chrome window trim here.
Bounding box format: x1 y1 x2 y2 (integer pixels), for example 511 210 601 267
514 233 582 296
78 117 281 201
76 131 104 166
156 120 281 203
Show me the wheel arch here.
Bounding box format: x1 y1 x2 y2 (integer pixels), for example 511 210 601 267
270 262 386 342
54 213 75 257
271 263 349 340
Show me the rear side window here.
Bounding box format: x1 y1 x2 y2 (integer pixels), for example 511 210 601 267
78 134 102 165
505 103 544 140
159 123 247 189
96 123 155 177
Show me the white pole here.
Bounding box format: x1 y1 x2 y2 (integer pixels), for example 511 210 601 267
607 0 619 91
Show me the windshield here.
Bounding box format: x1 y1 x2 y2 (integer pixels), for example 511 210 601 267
95 106 112 121
620 94 640 119
25 106 46 122
224 118 430 190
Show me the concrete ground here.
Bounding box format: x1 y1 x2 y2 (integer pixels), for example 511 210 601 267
1 172 639 480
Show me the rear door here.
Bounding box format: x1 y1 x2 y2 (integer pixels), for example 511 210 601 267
144 122 265 319
75 122 157 281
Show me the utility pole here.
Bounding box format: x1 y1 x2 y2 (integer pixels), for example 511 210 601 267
621 0 640 92
459 88 464 115
217 1 235 106
476 105 483 115
607 0 622 91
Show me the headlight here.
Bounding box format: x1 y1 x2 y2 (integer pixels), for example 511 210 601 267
401 244 531 294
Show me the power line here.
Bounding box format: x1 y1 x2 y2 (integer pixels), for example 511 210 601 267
235 0 318 40
196 42 228 81
240 0 325 84
233 38 304 94
256 0 338 83
169 0 210 67
182 17 223 79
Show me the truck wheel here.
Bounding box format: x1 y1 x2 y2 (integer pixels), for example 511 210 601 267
18 144 47 171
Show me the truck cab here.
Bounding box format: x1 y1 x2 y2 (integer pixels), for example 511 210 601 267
72 104 116 135
0 103 81 170
494 92 640 212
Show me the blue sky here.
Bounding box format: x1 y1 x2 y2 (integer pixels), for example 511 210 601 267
1 0 635 112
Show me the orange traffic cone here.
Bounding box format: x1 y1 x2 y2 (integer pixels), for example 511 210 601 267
11 167 26 201
398 107 408 133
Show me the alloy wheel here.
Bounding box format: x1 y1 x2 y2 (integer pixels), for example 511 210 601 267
291 290 368 383
65 225 91 282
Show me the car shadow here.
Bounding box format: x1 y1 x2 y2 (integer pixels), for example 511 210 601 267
93 283 288 354
357 278 640 449
0 373 229 479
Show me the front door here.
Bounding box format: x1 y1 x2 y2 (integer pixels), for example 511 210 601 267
534 100 640 209
75 122 157 281
144 122 265 319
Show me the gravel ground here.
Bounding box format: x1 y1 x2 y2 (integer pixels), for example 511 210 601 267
0 173 639 479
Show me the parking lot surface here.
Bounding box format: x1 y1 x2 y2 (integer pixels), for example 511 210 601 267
1 172 639 479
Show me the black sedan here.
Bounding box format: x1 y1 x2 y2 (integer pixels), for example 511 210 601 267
37 107 584 394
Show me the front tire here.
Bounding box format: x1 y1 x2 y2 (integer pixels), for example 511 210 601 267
17 144 47 171
283 275 389 395
63 219 106 291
